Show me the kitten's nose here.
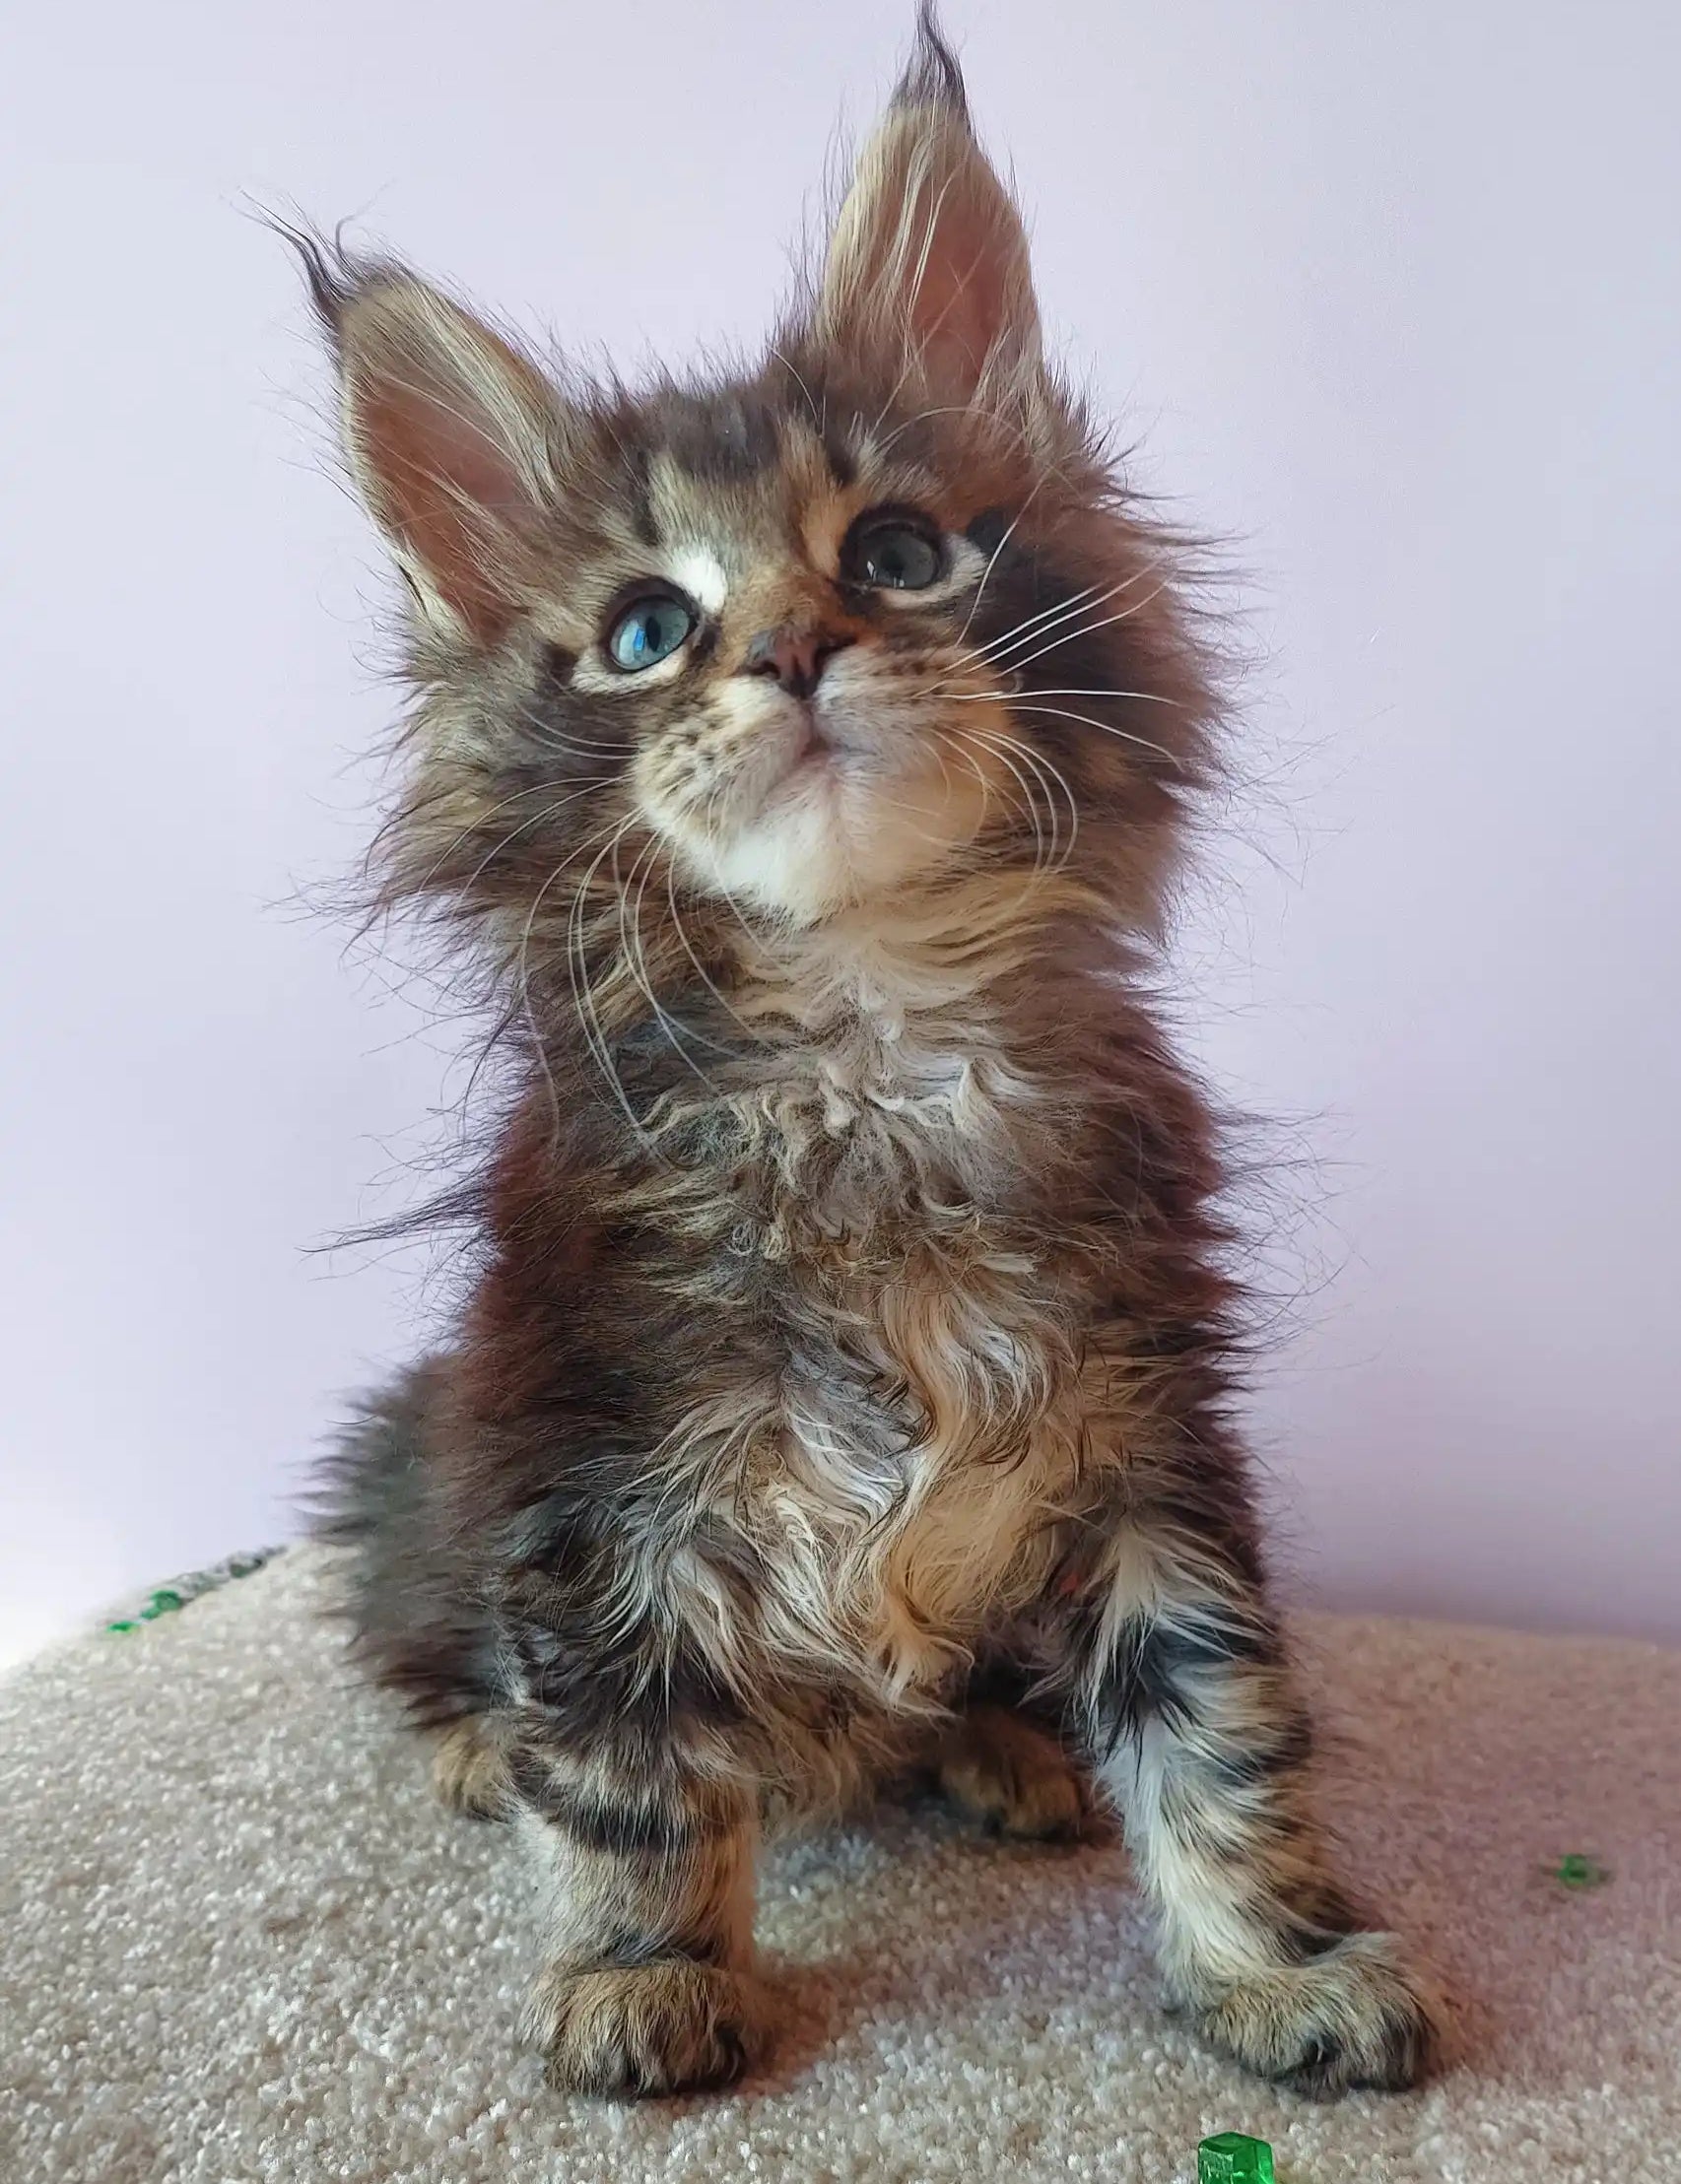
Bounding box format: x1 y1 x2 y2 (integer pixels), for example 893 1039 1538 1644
741 625 852 700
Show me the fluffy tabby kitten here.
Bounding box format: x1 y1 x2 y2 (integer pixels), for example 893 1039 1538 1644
307 9 1439 2101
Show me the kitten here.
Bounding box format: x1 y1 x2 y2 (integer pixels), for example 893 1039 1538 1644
307 8 1439 2101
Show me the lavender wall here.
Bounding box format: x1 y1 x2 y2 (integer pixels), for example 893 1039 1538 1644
3 1 1676 1665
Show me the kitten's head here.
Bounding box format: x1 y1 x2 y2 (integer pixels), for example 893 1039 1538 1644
312 11 1213 941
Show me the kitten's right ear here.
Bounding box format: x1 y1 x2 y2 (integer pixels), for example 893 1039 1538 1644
303 244 560 643
814 7 1041 405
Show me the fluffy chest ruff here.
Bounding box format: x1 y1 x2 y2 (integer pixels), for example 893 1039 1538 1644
652 944 1087 1709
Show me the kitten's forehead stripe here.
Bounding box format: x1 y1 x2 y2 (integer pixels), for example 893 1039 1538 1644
619 440 659 549
822 427 858 489
658 389 783 489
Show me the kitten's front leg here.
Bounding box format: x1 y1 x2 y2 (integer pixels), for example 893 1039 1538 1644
1065 1488 1441 2097
509 1735 767 2096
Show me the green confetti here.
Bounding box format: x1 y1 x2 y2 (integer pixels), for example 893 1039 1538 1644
1551 1853 1609 1888
100 1548 284 1639
1198 2132 1275 2184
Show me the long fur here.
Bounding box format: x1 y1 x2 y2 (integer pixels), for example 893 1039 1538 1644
303 7 1439 2101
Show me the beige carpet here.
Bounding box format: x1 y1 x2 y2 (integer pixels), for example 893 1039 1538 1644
2 1546 1676 2183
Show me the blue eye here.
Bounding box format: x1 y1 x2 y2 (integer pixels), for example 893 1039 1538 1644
606 591 698 672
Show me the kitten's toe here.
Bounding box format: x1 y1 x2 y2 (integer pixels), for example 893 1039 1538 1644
938 1703 1091 1842
430 1715 512 1820
1188 1933 1442 2097
526 1961 767 2098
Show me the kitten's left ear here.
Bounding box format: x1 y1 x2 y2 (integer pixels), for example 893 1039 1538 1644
816 7 1041 402
299 238 564 644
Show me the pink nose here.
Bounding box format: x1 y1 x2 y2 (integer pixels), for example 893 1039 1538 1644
742 625 852 700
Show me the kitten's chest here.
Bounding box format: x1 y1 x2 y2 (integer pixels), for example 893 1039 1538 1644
731 1025 1078 1694
670 950 1088 1693
742 984 1031 1223
749 1223 1077 1696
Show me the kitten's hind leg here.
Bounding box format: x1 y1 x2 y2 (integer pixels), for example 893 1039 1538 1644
937 1702 1092 1842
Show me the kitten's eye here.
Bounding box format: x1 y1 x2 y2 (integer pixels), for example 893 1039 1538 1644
841 511 945 591
605 591 698 672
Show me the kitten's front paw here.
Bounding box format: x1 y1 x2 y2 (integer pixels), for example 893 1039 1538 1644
431 1715 512 1820
526 1961 766 2097
1188 1934 1441 2097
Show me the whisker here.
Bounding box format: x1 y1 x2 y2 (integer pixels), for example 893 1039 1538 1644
991 699 1180 769
930 726 1010 841
908 576 1113 701
928 558 1172 696
769 346 823 430
968 724 1080 875
934 564 1151 687
950 724 1056 875
618 830 731 1089
953 686 1182 708
559 816 651 1141
508 698 636 761
506 815 622 1144
947 472 1053 660
444 781 615 905
985 583 1174 680
664 862 762 1044
392 777 607 901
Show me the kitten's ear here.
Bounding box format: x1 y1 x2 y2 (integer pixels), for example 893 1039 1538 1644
311 256 559 642
816 9 1041 401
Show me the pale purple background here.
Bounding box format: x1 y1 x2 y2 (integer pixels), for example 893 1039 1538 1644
2 3 1677 1667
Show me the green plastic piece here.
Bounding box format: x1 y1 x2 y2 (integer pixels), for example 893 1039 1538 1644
1553 1853 1609 1888
1198 2133 1275 2184
101 1550 283 1643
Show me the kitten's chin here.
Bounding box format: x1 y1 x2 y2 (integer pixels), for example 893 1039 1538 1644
664 759 983 925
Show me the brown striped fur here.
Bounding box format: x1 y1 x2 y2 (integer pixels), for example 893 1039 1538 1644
305 8 1440 2101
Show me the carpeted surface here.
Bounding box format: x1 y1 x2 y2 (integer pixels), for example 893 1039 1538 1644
1 1547 1676 2182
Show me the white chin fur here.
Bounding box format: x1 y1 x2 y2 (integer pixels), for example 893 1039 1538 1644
640 657 985 923
694 761 951 923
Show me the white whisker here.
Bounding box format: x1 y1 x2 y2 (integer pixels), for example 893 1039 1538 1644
446 782 615 905
663 862 762 1044
556 816 650 1142
619 830 730 1091
964 724 1080 876
987 584 1174 679
954 686 1181 708
993 700 1180 769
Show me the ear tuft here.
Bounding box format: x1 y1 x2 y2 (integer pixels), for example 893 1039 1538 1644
895 3 969 120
